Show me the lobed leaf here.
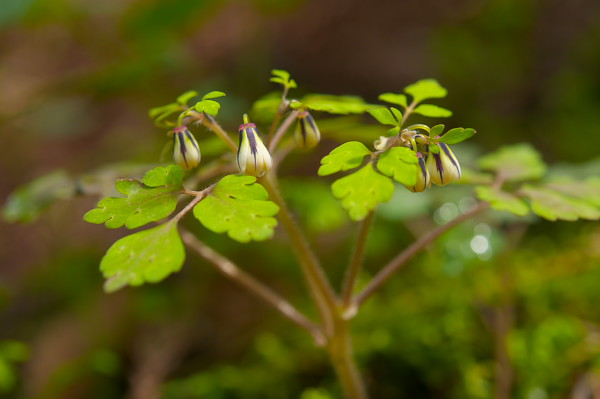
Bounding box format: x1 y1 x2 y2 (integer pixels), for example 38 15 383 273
193 175 279 243
478 143 547 182
521 185 600 221
413 104 453 118
378 93 408 107
376 147 418 186
83 165 183 229
367 108 398 126
331 164 394 221
318 141 371 176
435 127 476 144
404 79 448 103
476 186 529 216
100 223 185 293
194 100 221 116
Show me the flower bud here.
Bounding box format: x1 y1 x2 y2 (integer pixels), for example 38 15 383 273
294 111 321 149
172 126 201 170
406 152 431 193
237 121 272 177
426 143 461 186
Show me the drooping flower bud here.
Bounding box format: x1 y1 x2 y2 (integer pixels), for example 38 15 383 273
172 126 201 170
237 119 272 177
406 152 431 193
426 143 461 186
294 111 321 149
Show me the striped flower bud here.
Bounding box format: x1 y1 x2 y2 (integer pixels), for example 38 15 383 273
237 121 272 177
426 143 461 186
172 126 201 170
294 111 321 149
406 152 431 193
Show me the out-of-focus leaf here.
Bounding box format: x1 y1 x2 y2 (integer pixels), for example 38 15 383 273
478 143 547 182
367 108 398 126
430 124 445 137
3 170 75 223
84 165 183 229
378 93 408 107
202 91 226 100
331 164 394 221
376 147 418 186
193 175 279 242
435 128 476 145
293 94 374 115
404 79 448 103
176 90 199 106
318 141 371 176
476 186 529 216
100 223 185 292
521 185 600 221
544 177 600 207
413 104 453 118
270 69 297 89
250 92 281 124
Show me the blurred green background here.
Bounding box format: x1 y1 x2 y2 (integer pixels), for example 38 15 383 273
1 0 600 398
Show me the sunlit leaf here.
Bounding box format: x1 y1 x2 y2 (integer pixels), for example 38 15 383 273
202 91 226 100
194 100 221 116
521 185 600 221
404 79 448 103
478 143 546 182
294 94 373 115
318 141 371 176
367 108 398 126
435 128 476 144
376 147 419 186
100 223 185 293
331 164 394 221
378 93 408 107
193 175 279 243
176 90 199 106
413 104 453 118
84 165 183 229
476 186 529 216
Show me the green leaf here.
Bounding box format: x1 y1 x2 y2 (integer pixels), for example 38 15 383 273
387 126 401 136
404 79 448 103
478 143 547 182
378 93 408 107
100 223 185 293
331 164 394 221
84 165 183 229
202 91 226 100
250 92 281 123
176 90 198 106
270 69 297 89
476 186 529 216
435 127 476 144
390 107 403 122
294 94 373 115
149 103 179 119
193 175 279 243
545 177 600 207
430 124 445 137
271 69 290 80
3 170 75 223
429 144 440 154
318 141 371 176
413 104 453 118
521 185 600 221
194 100 221 116
376 147 419 186
367 108 398 126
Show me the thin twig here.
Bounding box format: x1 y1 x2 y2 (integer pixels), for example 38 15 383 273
268 110 299 153
354 201 489 307
180 229 326 346
341 211 375 307
169 187 213 224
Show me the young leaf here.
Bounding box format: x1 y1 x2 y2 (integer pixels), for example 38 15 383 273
376 147 419 186
390 107 403 122
430 124 445 137
413 104 453 118
404 79 448 103
294 94 373 115
331 164 394 221
270 69 297 89
100 223 185 293
435 128 476 144
521 185 600 221
202 91 226 100
194 100 221 116
476 186 529 216
367 108 398 126
378 93 408 108
193 175 279 243
84 165 183 229
176 90 199 106
478 143 546 182
318 141 371 176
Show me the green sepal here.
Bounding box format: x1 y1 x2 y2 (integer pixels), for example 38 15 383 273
413 104 453 118
521 185 600 221
376 147 418 186
478 143 546 182
435 127 476 144
194 100 221 116
378 93 408 108
331 164 394 221
404 79 448 103
176 90 199 106
367 108 398 126
83 165 184 229
318 141 371 176
476 186 529 216
100 223 185 293
193 175 279 243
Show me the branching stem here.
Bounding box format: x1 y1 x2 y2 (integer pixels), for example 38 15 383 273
342 211 375 307
269 110 299 152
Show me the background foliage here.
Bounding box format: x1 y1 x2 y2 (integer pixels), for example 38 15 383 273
1 0 600 398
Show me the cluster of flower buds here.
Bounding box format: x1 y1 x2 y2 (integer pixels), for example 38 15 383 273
237 118 272 177
172 126 201 170
390 129 461 193
294 111 321 149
